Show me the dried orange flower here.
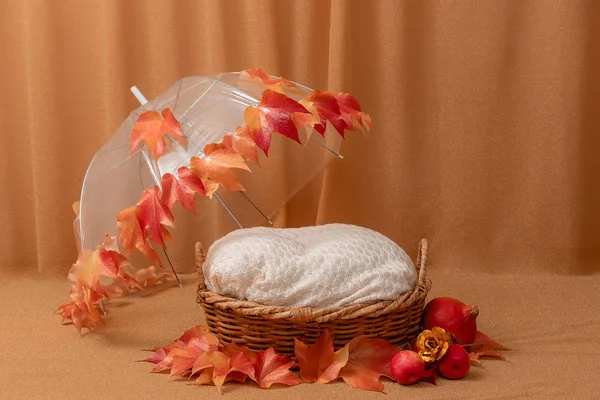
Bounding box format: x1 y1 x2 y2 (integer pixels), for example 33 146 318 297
416 326 453 362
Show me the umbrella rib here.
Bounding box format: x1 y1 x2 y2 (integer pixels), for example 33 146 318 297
239 191 273 225
177 81 218 122
214 192 244 229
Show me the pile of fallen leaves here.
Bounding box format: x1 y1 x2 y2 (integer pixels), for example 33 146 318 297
143 326 400 392
143 325 511 392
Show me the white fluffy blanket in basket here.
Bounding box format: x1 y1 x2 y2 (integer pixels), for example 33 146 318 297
203 223 418 308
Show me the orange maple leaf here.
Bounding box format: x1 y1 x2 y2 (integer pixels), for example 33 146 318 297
244 89 311 155
160 167 206 214
337 336 399 392
221 125 260 165
190 143 250 198
252 347 302 388
306 90 348 137
130 108 185 159
293 100 321 144
117 206 161 264
241 68 299 93
295 330 349 383
192 351 256 391
170 335 220 377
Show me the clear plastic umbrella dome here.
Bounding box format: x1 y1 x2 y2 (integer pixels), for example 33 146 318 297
74 72 343 253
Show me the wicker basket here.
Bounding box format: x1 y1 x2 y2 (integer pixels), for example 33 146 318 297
196 238 431 357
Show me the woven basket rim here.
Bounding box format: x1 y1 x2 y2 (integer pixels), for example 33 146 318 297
195 237 431 324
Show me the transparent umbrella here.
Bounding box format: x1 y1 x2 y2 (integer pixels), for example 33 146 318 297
72 71 369 284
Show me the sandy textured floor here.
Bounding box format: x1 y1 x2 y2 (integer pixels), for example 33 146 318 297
1 267 599 399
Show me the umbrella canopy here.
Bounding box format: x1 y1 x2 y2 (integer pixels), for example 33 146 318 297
75 71 348 252
60 69 371 333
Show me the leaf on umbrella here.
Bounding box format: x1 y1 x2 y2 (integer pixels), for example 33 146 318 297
160 167 206 214
135 266 172 288
130 108 185 159
293 100 321 144
117 206 161 265
338 336 399 392
335 92 372 133
241 68 299 93
306 90 348 137
244 89 310 155
295 330 349 383
72 201 80 216
253 347 302 388
56 280 105 335
190 143 251 198
136 186 174 247
222 125 260 165
97 235 130 278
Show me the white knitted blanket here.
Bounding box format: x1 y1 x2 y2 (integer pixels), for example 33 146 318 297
203 224 417 308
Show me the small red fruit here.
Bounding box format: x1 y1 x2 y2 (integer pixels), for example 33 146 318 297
390 350 425 385
436 344 470 379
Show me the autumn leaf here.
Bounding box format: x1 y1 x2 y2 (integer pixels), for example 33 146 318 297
137 186 174 247
117 206 161 265
253 347 302 388
334 92 372 133
222 125 260 165
130 108 185 159
295 330 349 383
244 89 310 155
338 336 399 392
306 90 348 138
135 266 173 287
160 167 206 213
97 235 130 278
467 331 512 365
241 68 299 93
170 335 220 377
293 100 321 144
72 201 80 216
190 143 250 198
222 343 258 363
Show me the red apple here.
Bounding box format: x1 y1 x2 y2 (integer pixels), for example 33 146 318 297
390 350 425 385
437 344 470 379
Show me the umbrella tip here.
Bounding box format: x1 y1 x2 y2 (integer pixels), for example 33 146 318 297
130 86 149 105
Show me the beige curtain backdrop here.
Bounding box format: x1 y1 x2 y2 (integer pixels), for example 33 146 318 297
1 0 598 277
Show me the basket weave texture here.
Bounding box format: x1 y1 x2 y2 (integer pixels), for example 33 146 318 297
196 238 431 356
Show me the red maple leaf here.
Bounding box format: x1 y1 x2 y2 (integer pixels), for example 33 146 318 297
306 90 348 137
136 187 174 247
244 89 310 155
335 92 372 133
160 166 206 213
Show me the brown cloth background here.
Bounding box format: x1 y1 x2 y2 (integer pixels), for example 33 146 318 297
1 0 598 276
1 1 599 399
